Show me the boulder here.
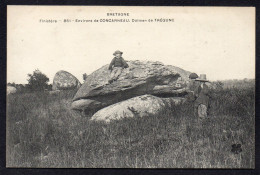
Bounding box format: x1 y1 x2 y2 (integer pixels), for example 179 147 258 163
7 86 17 95
72 60 191 113
52 70 81 91
91 94 185 123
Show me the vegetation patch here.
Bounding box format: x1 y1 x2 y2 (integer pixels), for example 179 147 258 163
6 80 255 168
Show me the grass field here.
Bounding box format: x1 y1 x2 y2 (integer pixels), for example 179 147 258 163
6 80 255 168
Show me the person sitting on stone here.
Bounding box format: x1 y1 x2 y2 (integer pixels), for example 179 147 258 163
108 50 129 84
194 74 210 119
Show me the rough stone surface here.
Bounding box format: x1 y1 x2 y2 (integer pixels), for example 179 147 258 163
7 86 17 95
71 99 102 112
52 70 81 91
91 94 185 123
72 60 190 112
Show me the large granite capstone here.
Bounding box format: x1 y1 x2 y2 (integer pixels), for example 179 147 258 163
72 60 191 113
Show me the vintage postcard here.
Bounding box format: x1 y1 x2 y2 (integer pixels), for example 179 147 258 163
7 6 255 168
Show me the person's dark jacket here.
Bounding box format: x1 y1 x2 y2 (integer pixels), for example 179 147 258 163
186 80 200 102
108 57 129 70
194 83 210 108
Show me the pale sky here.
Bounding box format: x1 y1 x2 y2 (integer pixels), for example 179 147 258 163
7 6 255 84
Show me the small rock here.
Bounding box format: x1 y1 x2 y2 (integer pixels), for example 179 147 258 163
7 86 17 95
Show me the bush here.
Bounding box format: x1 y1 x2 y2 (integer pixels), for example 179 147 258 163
27 69 49 91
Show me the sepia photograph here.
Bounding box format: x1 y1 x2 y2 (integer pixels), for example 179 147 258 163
6 6 255 168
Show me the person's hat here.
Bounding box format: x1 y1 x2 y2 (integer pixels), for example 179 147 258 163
195 74 209 82
189 73 199 80
113 50 123 56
